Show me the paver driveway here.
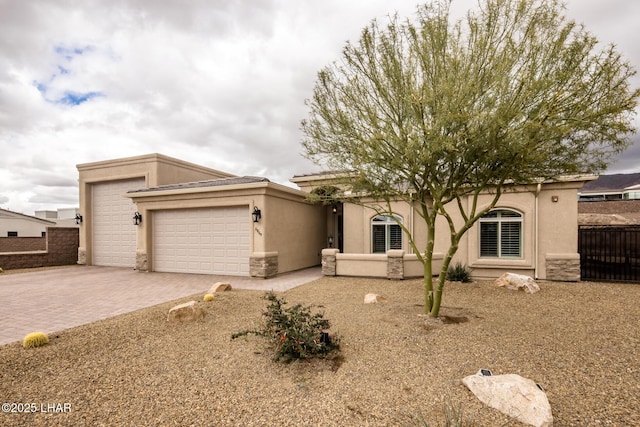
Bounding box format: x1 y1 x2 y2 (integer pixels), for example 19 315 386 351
0 265 322 346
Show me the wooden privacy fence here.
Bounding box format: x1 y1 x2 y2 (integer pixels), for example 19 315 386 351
578 226 640 283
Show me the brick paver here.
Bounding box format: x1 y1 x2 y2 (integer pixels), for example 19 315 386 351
0 265 322 346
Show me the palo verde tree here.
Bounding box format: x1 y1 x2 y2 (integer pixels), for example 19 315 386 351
301 0 639 317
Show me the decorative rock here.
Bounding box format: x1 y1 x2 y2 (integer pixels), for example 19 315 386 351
208 282 232 294
462 370 553 427
494 273 540 293
167 301 204 322
364 293 388 304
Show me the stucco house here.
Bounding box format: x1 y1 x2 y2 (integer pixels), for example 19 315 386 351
77 153 592 281
0 208 56 237
578 172 640 201
291 173 594 282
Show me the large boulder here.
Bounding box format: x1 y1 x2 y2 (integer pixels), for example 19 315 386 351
167 301 205 322
462 370 553 427
494 273 540 293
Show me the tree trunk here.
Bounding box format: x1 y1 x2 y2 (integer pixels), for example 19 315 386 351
428 239 459 317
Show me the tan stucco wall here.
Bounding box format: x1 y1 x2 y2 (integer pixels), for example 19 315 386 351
262 192 325 273
126 181 324 275
76 153 236 265
314 179 587 280
341 200 429 254
431 182 583 279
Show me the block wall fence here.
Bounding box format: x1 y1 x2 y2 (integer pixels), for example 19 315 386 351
0 228 79 270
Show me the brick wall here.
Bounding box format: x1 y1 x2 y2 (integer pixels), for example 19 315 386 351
0 236 46 252
0 228 79 270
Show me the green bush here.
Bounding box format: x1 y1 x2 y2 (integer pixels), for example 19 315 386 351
232 292 340 363
446 262 472 283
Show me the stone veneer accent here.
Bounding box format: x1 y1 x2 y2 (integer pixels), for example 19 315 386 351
545 253 581 281
321 249 339 276
136 251 148 272
250 252 278 278
386 250 405 280
77 247 86 265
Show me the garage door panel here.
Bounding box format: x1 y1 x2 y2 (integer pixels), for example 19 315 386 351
92 179 144 267
154 207 250 275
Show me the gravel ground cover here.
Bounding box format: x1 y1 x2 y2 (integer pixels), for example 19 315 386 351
1 276 639 426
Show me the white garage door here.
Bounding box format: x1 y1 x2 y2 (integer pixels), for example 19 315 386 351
153 207 250 275
92 179 145 267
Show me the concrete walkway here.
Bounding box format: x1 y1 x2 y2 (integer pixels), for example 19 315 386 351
0 265 323 346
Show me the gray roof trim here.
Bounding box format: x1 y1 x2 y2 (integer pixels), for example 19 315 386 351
0 208 57 224
127 176 270 194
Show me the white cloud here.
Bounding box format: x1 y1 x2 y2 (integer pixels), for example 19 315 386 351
0 0 638 214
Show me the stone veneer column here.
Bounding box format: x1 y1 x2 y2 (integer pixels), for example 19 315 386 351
321 249 339 276
545 253 581 281
77 247 86 265
250 251 279 278
387 250 405 280
136 251 148 272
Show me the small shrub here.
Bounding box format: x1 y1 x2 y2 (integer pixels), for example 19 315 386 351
23 332 49 348
232 292 340 363
446 262 472 283
203 293 215 302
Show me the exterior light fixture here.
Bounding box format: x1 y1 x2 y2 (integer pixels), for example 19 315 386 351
74 214 83 225
328 235 334 248
252 206 261 223
133 211 142 225
332 205 338 214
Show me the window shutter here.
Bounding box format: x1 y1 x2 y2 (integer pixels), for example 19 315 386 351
500 222 522 257
372 225 386 253
480 222 498 257
389 224 402 250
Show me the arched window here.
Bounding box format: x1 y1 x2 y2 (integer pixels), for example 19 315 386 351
479 209 522 258
371 214 402 253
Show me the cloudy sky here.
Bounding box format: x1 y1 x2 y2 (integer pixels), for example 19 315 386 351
1 0 639 215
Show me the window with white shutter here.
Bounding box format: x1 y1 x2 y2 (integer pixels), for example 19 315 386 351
371 214 403 253
479 209 522 258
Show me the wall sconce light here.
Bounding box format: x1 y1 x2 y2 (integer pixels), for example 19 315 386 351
332 205 338 214
551 195 559 203
328 235 334 248
133 211 143 225
252 206 262 223
74 214 83 225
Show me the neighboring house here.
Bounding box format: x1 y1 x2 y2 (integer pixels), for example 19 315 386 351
0 208 56 237
578 172 640 201
78 153 593 281
578 173 640 225
35 208 81 228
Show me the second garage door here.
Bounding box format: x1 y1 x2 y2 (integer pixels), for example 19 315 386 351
153 207 250 275
92 178 145 267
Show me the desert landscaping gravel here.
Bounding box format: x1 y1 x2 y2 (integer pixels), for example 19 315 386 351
1 275 639 426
